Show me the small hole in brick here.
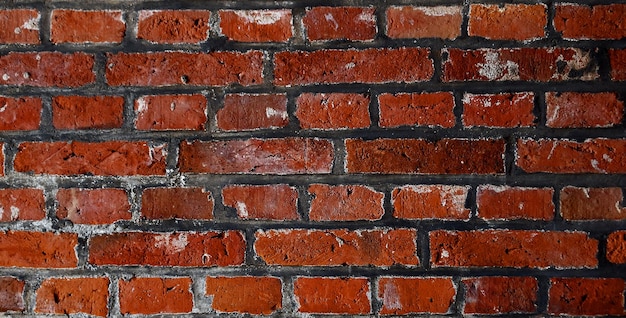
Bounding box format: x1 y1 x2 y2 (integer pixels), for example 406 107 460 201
181 75 189 84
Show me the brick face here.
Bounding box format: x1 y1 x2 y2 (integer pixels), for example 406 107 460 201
0 2 624 317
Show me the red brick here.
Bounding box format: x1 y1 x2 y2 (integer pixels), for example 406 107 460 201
255 228 418 266
205 276 282 314
0 231 77 268
0 189 44 222
274 48 433 85
294 277 370 314
119 277 192 314
378 92 455 128
179 138 333 174
303 7 376 41
296 93 370 130
546 92 623 128
56 188 130 224
430 230 597 269
222 184 298 220
463 276 537 314
607 231 626 264
52 96 124 130
386 6 462 39
217 94 288 131
468 4 546 41
51 10 125 43
378 277 455 314
0 96 42 131
477 185 554 220
610 49 626 81
0 277 24 312
462 93 535 128
137 10 209 43
15 141 166 176
346 138 505 174
308 184 384 221
89 231 244 266
135 95 207 131
106 51 263 86
555 4 626 40
142 187 213 220
560 187 626 220
0 10 40 44
219 10 292 42
442 48 597 82
549 278 625 316
0 52 94 87
36 277 108 317
516 138 626 174
392 185 470 220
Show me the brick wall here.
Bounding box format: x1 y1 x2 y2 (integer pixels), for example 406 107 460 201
0 1 624 316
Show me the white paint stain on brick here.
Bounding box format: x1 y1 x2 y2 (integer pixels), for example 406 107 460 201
478 51 520 81
236 201 248 218
10 206 19 221
14 13 40 34
136 97 148 113
139 10 157 21
265 107 288 120
382 281 402 310
234 10 285 25
417 6 461 17
154 233 188 253
324 13 339 29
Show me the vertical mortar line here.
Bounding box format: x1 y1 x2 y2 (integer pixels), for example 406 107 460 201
127 182 142 223
596 47 612 82
370 275 381 315
382 182 394 221
375 1 387 42
291 6 306 46
192 272 212 313
418 223 431 270
122 91 136 132
207 88 224 134
545 0 557 39
285 89 301 132
535 88 546 128
504 133 516 179
461 0 471 38
553 185 563 222
452 275 464 316
368 88 380 129
298 184 311 222
24 273 44 314
201 89 212 133
93 52 108 91
536 275 550 314
467 184 478 220
207 182 226 221
108 275 121 317
124 7 138 45
166 137 180 178
453 90 464 129
39 94 54 135
39 2 52 47
244 227 258 266
332 137 345 176
282 274 296 314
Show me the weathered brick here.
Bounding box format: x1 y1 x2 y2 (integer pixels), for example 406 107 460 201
57 188 130 224
303 7 376 41
0 231 78 268
0 52 95 87
546 92 623 128
516 138 626 174
346 138 505 174
119 277 192 314
255 229 418 266
468 4 546 41
52 96 124 130
607 231 626 264
135 95 207 131
296 93 370 130
477 185 554 220
0 189 44 222
89 231 245 266
222 184 298 220
274 48 433 85
462 93 535 128
205 276 282 314
308 184 384 221
555 4 626 40
378 92 455 128
219 10 292 42
442 48 597 82
0 277 24 312
0 97 41 131
386 6 462 39
549 278 625 316
463 277 538 314
179 138 333 174
430 230 597 269
0 9 40 44
36 277 108 317
51 10 125 43
560 187 626 220
294 277 370 314
15 141 167 176
142 187 213 220
217 94 288 131
378 277 455 314
106 51 263 86
392 185 470 220
610 49 626 81
137 10 210 43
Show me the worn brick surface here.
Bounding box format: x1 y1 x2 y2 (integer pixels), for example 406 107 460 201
0 96 41 131
303 7 376 41
52 96 124 130
378 277 455 314
217 94 288 131
548 278 626 315
392 185 470 220
142 187 213 220
545 92 623 128
468 4 546 41
462 93 535 128
119 277 193 314
36 277 109 317
0 189 45 222
51 10 124 43
0 277 24 312
219 10 292 42
0 10 40 44
222 184 298 220
56 188 130 224
378 92 455 128
296 93 371 130
462 277 538 314
205 276 282 314
386 6 462 39
610 49 626 80
294 277 370 314
607 231 626 264
0 52 94 87
560 187 626 220
308 184 384 221
137 10 210 43
0 231 78 268
477 185 554 220
135 94 207 131
555 4 626 40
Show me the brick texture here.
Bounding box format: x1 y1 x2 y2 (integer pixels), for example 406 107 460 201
392 185 470 220
294 277 370 314
135 94 207 131
0 97 40 131
378 92 455 128
303 7 376 41
0 231 78 268
296 93 370 130
0 53 94 87
554 4 626 40
52 96 124 130
56 188 130 224
36 277 109 317
222 184 298 220
119 277 193 314
51 10 124 43
560 187 626 220
468 4 546 41
462 277 538 314
205 276 282 314
477 185 554 220
462 93 535 128
545 92 623 128
548 278 625 315
308 184 384 221
137 10 210 43
217 94 288 131
378 277 455 314
219 10 292 42
141 187 213 220
0 277 25 312
0 10 40 44
386 6 462 39
0 188 45 222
